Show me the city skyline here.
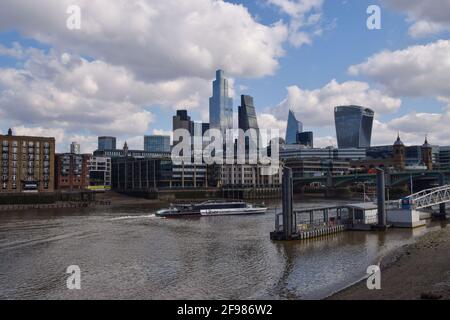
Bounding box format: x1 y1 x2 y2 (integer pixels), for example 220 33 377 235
0 1 449 153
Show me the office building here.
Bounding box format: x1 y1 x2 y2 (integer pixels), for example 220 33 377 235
209 70 233 133
202 123 210 135
112 157 207 190
238 95 259 132
70 141 81 155
280 145 366 161
55 153 91 191
144 135 171 153
94 141 170 159
440 146 450 170
220 164 282 188
1 129 55 193
89 156 112 190
283 158 350 178
285 110 303 145
173 110 194 146
98 136 117 151
297 131 314 148
334 105 374 148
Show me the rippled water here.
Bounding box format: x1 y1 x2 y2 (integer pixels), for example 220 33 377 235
0 200 446 300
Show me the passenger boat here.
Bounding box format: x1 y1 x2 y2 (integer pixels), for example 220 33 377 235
155 200 267 218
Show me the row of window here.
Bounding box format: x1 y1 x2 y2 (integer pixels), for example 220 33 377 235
2 141 51 148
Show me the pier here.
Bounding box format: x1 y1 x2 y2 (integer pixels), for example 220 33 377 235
271 167 450 241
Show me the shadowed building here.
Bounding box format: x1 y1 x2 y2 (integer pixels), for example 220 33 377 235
297 131 314 148
334 105 374 149
238 95 259 132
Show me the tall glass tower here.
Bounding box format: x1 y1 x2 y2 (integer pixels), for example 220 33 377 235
238 95 259 132
334 105 374 148
209 70 233 133
285 110 303 145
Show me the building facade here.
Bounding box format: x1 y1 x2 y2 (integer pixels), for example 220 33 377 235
283 158 350 178
70 142 81 155
334 105 374 149
439 146 450 170
89 156 112 190
297 131 314 148
285 110 303 145
238 95 259 132
93 141 170 159
55 153 91 191
111 157 208 190
209 70 233 133
220 164 282 188
98 136 117 151
144 135 171 153
1 129 55 193
280 145 366 161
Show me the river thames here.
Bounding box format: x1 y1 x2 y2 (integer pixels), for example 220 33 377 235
0 200 446 300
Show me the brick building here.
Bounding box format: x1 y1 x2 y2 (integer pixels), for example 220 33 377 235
1 129 55 193
55 153 91 191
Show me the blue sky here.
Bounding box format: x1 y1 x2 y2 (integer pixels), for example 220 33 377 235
0 0 449 152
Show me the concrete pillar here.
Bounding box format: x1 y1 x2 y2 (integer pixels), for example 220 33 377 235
376 168 387 227
282 167 294 239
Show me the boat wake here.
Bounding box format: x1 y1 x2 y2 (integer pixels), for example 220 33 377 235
110 214 157 221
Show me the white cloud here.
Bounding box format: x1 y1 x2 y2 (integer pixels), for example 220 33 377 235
270 79 401 126
267 0 324 47
0 49 219 152
0 0 288 80
349 40 450 99
383 0 450 38
0 42 23 59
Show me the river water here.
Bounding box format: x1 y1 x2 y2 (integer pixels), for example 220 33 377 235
0 200 447 300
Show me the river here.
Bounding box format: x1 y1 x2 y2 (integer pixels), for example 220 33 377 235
0 199 446 300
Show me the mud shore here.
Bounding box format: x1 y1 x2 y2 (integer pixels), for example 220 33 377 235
330 223 450 300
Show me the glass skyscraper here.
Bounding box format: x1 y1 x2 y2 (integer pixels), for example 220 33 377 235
144 135 171 153
285 110 303 145
98 136 117 151
238 95 259 132
334 105 374 149
209 70 233 133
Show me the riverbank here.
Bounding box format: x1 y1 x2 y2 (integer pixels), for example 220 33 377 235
329 223 450 300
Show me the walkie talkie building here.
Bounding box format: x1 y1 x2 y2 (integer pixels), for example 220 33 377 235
334 105 374 149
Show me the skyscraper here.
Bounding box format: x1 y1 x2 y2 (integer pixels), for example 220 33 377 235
285 110 303 145
98 136 117 151
334 105 374 149
209 70 233 133
144 135 171 153
173 110 193 145
238 95 259 132
297 131 314 148
70 141 81 154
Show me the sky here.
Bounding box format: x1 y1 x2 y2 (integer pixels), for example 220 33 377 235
0 0 449 153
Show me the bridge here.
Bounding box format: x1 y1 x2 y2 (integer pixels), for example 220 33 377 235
293 170 450 188
401 185 450 210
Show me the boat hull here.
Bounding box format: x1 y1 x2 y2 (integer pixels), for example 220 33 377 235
200 208 267 216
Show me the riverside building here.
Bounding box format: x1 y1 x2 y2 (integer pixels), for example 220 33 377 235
1 129 55 193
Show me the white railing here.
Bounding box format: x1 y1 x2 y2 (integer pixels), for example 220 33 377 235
404 185 450 209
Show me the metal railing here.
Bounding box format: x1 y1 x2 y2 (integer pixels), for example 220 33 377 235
404 185 450 209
